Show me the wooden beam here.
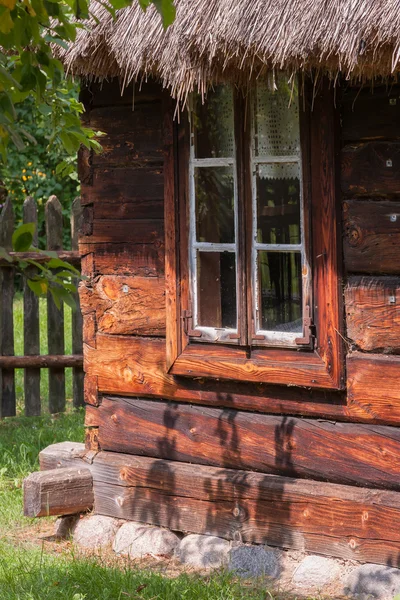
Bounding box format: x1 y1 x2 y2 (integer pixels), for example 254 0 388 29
343 199 400 274
342 142 400 196
38 444 400 565
23 467 93 517
0 251 81 268
345 276 400 352
0 355 83 368
86 396 400 490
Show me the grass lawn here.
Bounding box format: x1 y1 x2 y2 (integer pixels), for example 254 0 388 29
0 298 327 599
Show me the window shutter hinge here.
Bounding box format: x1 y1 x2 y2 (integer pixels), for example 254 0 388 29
182 310 202 337
295 306 314 346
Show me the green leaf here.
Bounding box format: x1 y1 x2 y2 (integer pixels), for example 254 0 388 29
152 0 175 27
47 257 80 274
49 286 62 310
0 247 12 263
27 278 48 296
12 222 35 252
0 8 13 34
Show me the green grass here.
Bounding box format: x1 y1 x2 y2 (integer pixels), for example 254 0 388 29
13 293 73 413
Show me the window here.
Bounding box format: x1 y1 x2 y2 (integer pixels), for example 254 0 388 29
164 76 344 390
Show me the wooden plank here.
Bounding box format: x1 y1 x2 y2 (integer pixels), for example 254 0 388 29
81 242 165 277
23 467 93 517
23 196 41 416
341 86 400 142
85 79 161 108
46 196 65 413
71 198 84 408
0 198 15 417
38 445 400 565
343 199 400 274
342 142 400 196
79 276 165 336
89 104 163 167
345 276 400 351
87 396 400 489
39 441 86 470
0 355 83 368
82 168 163 220
347 353 400 423
0 250 80 267
80 219 164 246
85 333 400 423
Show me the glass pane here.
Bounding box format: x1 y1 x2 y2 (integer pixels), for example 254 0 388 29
257 251 302 332
197 252 236 328
256 163 301 244
195 167 235 243
193 86 234 158
254 75 300 157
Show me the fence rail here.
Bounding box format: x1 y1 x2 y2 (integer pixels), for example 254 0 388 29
0 195 84 417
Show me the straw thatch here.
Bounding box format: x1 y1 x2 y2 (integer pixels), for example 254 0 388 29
58 0 400 100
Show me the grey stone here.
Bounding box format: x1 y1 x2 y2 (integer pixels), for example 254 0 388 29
228 545 282 578
176 534 231 569
54 515 79 539
113 522 179 558
72 515 120 550
292 555 342 588
344 564 400 600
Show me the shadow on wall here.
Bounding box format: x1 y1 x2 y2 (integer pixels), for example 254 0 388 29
125 398 298 576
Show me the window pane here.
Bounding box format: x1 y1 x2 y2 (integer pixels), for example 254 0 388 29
195 167 235 243
254 76 300 157
257 251 302 332
193 86 234 158
197 252 236 328
256 164 301 244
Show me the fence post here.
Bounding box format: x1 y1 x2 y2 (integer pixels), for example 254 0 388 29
23 196 41 416
0 198 16 417
71 197 84 408
46 195 65 414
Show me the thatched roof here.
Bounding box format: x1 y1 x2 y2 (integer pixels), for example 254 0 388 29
58 0 400 100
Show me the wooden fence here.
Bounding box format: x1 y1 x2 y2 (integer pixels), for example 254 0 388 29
0 195 83 417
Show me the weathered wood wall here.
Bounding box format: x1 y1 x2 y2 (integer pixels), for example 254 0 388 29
78 79 400 563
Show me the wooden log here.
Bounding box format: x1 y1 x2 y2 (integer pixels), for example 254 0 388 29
87 79 161 108
71 198 84 408
23 467 93 517
0 198 15 417
86 396 400 489
37 444 400 565
39 441 86 470
343 199 400 274
0 355 83 368
46 196 65 413
89 104 163 168
23 196 41 416
0 251 80 267
341 87 400 142
80 242 165 277
345 276 400 351
85 333 400 424
342 142 400 196
79 276 165 336
347 353 400 422
80 219 164 246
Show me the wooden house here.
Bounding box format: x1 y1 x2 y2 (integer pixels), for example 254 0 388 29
27 0 400 565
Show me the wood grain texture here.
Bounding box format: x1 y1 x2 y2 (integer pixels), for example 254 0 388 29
82 168 164 221
343 199 400 274
39 445 400 565
86 396 400 489
84 333 400 423
342 142 400 196
86 79 161 108
341 86 400 142
23 467 93 517
89 104 163 167
80 242 165 277
72 197 84 408
347 353 400 424
80 219 164 245
79 276 165 336
345 276 400 351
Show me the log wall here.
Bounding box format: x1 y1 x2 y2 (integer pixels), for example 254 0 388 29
77 79 400 563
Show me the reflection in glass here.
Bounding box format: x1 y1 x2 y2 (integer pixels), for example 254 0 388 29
254 75 300 157
193 86 234 158
195 167 235 243
258 251 302 332
197 252 236 328
256 164 300 244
